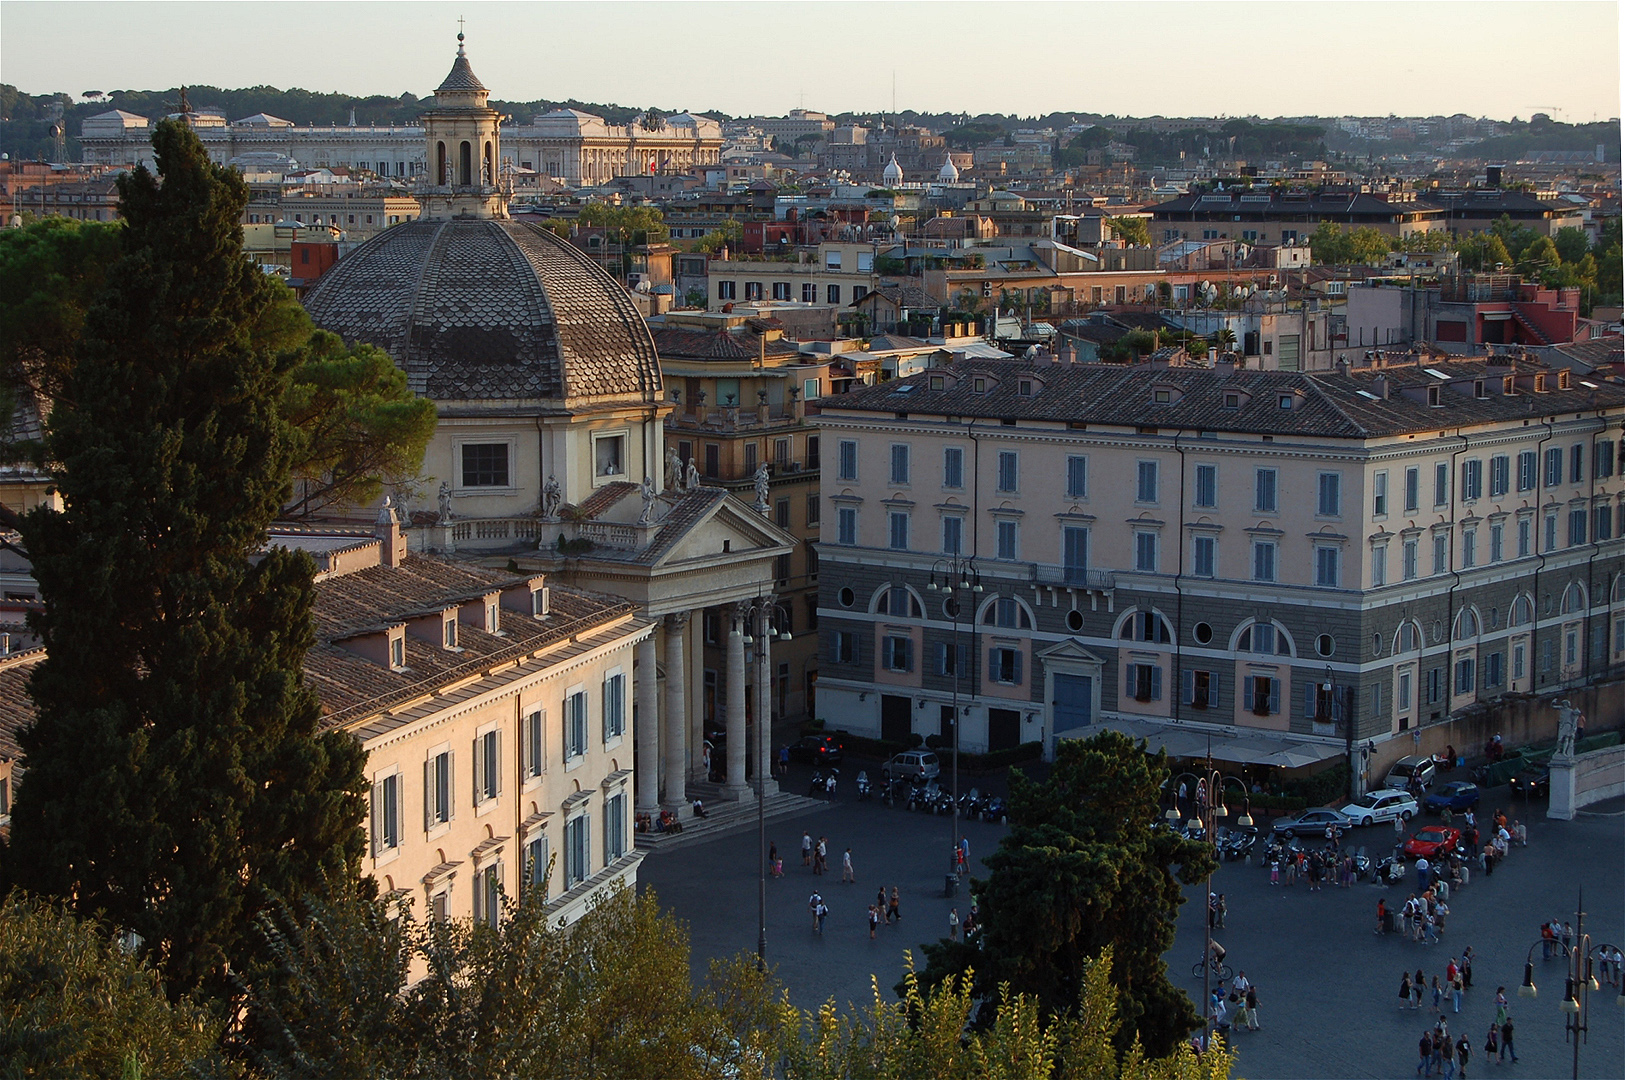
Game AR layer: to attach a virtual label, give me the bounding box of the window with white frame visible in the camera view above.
[1315,545,1340,588]
[832,631,857,663]
[1136,461,1159,504]
[997,519,1020,560]
[888,511,910,550]
[474,728,501,805]
[1372,471,1388,516]
[1397,669,1413,711]
[371,770,402,857]
[564,812,591,888]
[565,689,588,762]
[1371,543,1388,587]
[1514,641,1527,681]
[604,791,626,862]
[1518,451,1536,492]
[1490,455,1510,497]
[1248,674,1281,716]
[1194,463,1217,509]
[1255,468,1278,513]
[1545,447,1564,487]
[998,451,1020,492]
[1134,531,1158,573]
[1317,472,1342,517]
[593,432,627,478]
[1183,669,1220,709]
[1252,540,1276,582]
[1461,458,1483,502]
[837,506,857,545]
[882,635,913,672]
[1066,455,1088,499]
[460,442,510,488]
[890,443,910,485]
[473,862,501,929]
[1193,535,1216,578]
[989,646,1022,685]
[524,709,544,780]
[426,749,453,827]
[602,672,625,741]
[1454,656,1476,695]
[837,439,858,481]
[1127,661,1162,702]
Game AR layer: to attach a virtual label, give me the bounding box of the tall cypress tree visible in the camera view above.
[2,118,368,999]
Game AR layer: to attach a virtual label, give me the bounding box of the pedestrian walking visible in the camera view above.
[868,904,879,939]
[958,836,970,877]
[802,831,812,867]
[1493,988,1508,1027]
[816,900,828,934]
[1431,1028,1447,1078]
[1498,1016,1516,1063]
[808,890,822,931]
[1401,972,1414,1009]
[876,886,886,915]
[949,907,960,941]
[778,745,790,778]
[768,840,778,873]
[842,847,855,883]
[1461,946,1474,989]
[1455,1034,1471,1079]
[1417,1030,1435,1077]
[1412,968,1425,1009]
[1451,974,1462,1013]
[1217,893,1227,928]
[815,836,827,875]
[1482,1023,1497,1061]
[1431,976,1443,1013]
[1269,857,1280,885]
[887,886,901,925]
[1244,984,1260,1030]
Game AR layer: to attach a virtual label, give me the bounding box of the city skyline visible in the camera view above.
[1,0,1620,124]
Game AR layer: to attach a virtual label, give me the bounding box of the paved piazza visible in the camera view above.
[640,762,1624,1079]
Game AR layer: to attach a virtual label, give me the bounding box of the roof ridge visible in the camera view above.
[1302,374,1370,438]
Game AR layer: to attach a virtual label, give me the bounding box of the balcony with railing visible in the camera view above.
[1029,563,1116,591]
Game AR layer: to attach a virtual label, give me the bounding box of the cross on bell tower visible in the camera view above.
[417,25,506,219]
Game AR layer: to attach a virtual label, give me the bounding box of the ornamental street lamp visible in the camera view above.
[744,594,792,973]
[927,555,981,895]
[1168,761,1252,1042]
[1516,888,1625,1080]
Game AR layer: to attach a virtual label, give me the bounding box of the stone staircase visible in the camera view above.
[635,784,830,854]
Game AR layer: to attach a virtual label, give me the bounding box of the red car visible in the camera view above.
[1404,824,1461,859]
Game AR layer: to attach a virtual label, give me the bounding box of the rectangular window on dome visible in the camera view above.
[462,443,510,488]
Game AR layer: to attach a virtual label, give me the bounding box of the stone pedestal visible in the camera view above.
[1547,757,1576,820]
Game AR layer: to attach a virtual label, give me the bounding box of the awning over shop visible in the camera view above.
[1066,719,1344,770]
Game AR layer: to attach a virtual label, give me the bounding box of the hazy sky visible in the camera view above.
[2,1,1620,122]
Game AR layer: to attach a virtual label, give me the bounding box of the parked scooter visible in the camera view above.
[855,771,872,800]
[883,777,911,807]
[981,795,1008,824]
[1352,846,1373,881]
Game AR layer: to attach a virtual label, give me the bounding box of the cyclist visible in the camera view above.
[1208,939,1228,970]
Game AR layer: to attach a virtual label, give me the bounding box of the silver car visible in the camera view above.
[1339,788,1418,827]
[880,750,941,782]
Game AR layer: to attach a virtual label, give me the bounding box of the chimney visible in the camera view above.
[1215,358,1234,378]
[1336,357,1351,377]
[1373,374,1390,399]
[375,496,406,567]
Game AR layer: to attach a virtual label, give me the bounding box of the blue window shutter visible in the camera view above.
[903,638,913,672]
[990,648,1000,682]
[1181,668,1194,705]
[1207,673,1221,708]
[1268,678,1281,715]
[1125,664,1135,694]
[1303,684,1316,719]
[1150,665,1162,701]
[1012,650,1022,685]
[935,641,947,675]
[1331,685,1345,724]
[957,643,970,677]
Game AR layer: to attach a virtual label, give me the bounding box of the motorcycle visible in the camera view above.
[1220,827,1257,862]
[981,795,1008,824]
[1371,853,1405,885]
[883,777,911,807]
[809,770,828,797]
[958,787,983,819]
[855,771,872,800]
[1353,846,1373,881]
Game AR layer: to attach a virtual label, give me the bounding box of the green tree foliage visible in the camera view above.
[0,896,224,1077]
[945,122,1007,150]
[1552,226,1592,266]
[0,217,435,519]
[1456,232,1513,272]
[696,217,743,254]
[576,201,671,244]
[911,732,1217,1058]
[1,118,371,1001]
[1109,216,1152,247]
[1307,222,1390,265]
[1518,234,1561,277]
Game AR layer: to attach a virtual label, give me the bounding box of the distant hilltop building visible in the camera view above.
[77,81,722,188]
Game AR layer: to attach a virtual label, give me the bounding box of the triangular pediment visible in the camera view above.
[654,490,796,568]
[1036,637,1108,665]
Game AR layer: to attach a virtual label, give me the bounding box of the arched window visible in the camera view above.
[1454,607,1480,641]
[1231,619,1296,657]
[1510,595,1534,627]
[1613,574,1625,604]
[1395,620,1422,653]
[1562,582,1588,615]
[871,584,923,619]
[1114,608,1171,643]
[459,140,473,187]
[981,595,1034,630]
[436,141,447,186]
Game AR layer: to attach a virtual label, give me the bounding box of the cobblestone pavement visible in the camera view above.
[641,765,1624,1079]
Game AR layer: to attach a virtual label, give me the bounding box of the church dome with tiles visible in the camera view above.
[303,38,662,407]
[303,217,662,405]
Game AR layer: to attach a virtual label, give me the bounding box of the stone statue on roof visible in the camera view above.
[665,446,682,492]
[753,462,770,514]
[436,481,452,523]
[638,474,657,525]
[542,474,562,519]
[685,457,700,492]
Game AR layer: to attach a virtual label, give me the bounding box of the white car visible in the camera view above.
[1339,788,1418,827]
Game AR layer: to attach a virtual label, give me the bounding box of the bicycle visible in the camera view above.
[1193,955,1234,981]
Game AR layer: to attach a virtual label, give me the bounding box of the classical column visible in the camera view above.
[635,631,660,814]
[662,611,689,813]
[725,603,750,798]
[756,600,779,796]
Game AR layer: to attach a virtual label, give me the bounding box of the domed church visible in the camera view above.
[304,37,796,821]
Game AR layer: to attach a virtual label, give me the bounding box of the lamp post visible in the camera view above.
[927,555,981,895]
[744,595,792,973]
[1516,888,1625,1080]
[1167,763,1251,1042]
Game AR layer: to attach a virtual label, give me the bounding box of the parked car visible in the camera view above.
[1339,789,1418,826]
[1384,755,1437,793]
[880,749,941,783]
[1509,766,1551,799]
[1403,824,1461,859]
[786,734,843,765]
[1423,781,1481,814]
[1270,808,1353,839]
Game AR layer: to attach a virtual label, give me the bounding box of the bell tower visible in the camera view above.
[418,29,506,218]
